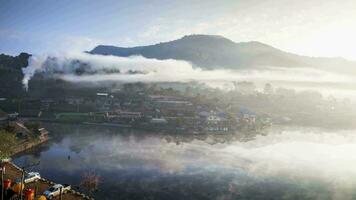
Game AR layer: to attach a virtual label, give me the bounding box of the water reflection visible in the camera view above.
[13,124,356,200]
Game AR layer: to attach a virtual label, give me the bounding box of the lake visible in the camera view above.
[13,124,356,200]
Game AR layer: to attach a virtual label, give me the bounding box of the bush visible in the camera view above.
[24,122,40,130]
[0,129,17,157]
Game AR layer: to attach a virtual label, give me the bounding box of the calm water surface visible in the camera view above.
[13,124,356,200]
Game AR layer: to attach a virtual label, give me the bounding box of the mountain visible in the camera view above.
[90,34,356,73]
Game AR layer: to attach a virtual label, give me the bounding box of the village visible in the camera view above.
[0,83,271,136]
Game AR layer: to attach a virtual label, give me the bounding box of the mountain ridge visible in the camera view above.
[90,34,356,73]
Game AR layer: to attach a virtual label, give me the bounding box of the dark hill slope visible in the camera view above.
[0,53,31,98]
[90,34,356,73]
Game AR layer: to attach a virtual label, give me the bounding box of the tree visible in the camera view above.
[0,129,17,158]
[237,81,256,94]
[184,86,192,97]
[80,171,100,198]
[263,83,274,94]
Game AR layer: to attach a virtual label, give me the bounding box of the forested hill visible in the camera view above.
[0,53,31,98]
[90,34,356,73]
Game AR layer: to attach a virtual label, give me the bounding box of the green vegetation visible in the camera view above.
[0,53,31,98]
[24,121,41,136]
[0,129,17,158]
[0,120,47,158]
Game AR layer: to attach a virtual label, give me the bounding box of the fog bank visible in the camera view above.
[22,53,356,98]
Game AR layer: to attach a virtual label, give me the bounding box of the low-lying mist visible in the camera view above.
[19,126,356,199]
[22,53,356,99]
[67,128,356,182]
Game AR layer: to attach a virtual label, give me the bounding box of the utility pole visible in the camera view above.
[1,166,4,200]
[19,162,40,200]
[20,168,25,200]
[17,99,21,114]
[35,185,38,199]
[59,186,63,200]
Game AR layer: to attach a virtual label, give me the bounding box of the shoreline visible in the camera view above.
[9,136,49,157]
[25,117,253,136]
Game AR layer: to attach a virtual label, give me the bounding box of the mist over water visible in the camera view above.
[13,124,356,200]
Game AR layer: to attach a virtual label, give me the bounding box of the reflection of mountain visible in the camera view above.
[14,123,355,200]
[90,34,356,73]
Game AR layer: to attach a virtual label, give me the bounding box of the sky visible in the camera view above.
[1,0,356,60]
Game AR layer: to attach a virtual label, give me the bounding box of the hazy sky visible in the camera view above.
[1,0,356,60]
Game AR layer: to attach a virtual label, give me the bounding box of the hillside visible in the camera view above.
[0,53,31,98]
[90,34,356,72]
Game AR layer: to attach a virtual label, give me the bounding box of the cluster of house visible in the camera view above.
[1,91,271,134]
[90,93,267,133]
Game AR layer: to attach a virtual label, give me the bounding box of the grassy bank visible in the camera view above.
[0,124,49,159]
[0,129,18,159]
